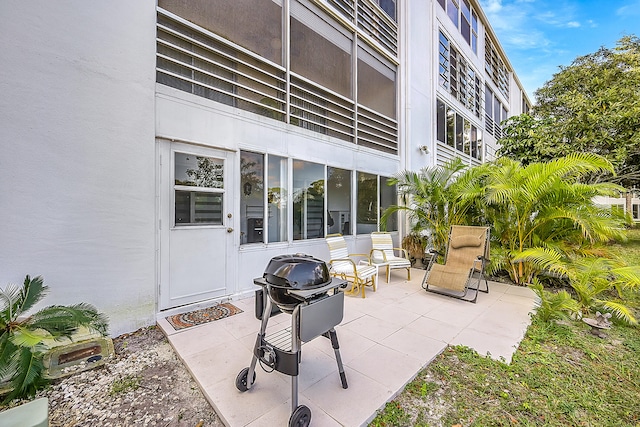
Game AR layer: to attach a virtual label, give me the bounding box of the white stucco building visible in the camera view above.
[0,0,530,335]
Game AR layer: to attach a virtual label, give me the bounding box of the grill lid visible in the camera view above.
[263,254,331,290]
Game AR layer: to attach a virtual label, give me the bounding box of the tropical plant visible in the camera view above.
[520,253,640,324]
[381,158,479,254]
[402,232,428,266]
[0,275,108,402]
[464,153,628,285]
[528,279,580,323]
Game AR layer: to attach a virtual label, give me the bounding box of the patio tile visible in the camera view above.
[404,316,464,343]
[340,314,402,343]
[166,322,237,358]
[182,338,252,390]
[245,395,341,427]
[201,365,291,427]
[451,328,522,363]
[366,303,422,328]
[380,328,446,363]
[393,291,445,316]
[302,366,392,427]
[314,326,376,364]
[348,343,424,392]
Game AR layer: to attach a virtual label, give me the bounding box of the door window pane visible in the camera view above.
[293,160,325,240]
[175,191,223,225]
[327,167,352,236]
[357,172,378,234]
[268,155,288,243]
[240,151,265,244]
[174,152,224,226]
[446,106,455,147]
[380,177,397,232]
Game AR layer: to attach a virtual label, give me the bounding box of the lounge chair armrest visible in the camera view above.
[369,248,388,261]
[428,248,443,256]
[393,247,410,258]
[329,258,357,268]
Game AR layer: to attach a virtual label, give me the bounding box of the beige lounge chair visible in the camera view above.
[421,225,490,303]
[370,232,412,283]
[326,234,377,298]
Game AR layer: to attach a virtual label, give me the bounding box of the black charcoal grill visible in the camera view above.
[236,254,348,427]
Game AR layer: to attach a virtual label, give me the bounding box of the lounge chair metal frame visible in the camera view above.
[421,225,490,303]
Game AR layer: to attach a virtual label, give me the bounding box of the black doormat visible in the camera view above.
[166,303,243,330]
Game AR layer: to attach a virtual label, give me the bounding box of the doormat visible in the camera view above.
[166,303,243,330]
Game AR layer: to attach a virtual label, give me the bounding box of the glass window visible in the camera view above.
[159,0,283,65]
[268,155,288,243]
[291,18,352,98]
[446,106,455,147]
[380,177,398,232]
[240,151,265,243]
[174,152,224,225]
[485,86,493,116]
[438,32,450,90]
[327,167,352,236]
[463,120,471,155]
[438,0,446,8]
[357,172,378,234]
[293,160,325,240]
[378,0,396,21]
[455,114,464,152]
[447,0,459,27]
[461,0,471,44]
[471,11,478,54]
[437,99,446,143]
[633,204,639,220]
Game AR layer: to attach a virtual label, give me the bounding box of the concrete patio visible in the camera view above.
[157,269,538,427]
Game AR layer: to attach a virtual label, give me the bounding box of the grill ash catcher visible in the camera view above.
[236,254,349,427]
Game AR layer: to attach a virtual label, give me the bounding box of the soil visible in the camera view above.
[2,326,225,427]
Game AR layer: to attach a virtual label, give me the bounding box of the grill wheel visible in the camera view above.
[289,405,311,427]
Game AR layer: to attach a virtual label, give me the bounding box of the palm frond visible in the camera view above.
[2,346,47,403]
[30,304,109,337]
[599,300,637,325]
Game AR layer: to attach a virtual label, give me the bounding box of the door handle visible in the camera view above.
[227,227,234,233]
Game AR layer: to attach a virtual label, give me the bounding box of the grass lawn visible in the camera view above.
[370,229,640,427]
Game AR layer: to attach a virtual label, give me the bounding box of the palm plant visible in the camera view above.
[520,252,640,324]
[0,275,108,402]
[381,158,480,254]
[465,153,627,285]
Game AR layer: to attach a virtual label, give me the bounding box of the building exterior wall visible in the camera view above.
[0,1,157,335]
[0,0,530,335]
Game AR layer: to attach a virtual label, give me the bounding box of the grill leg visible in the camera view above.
[325,329,348,389]
[247,292,274,390]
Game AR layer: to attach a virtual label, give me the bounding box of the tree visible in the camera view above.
[0,275,108,402]
[498,35,640,187]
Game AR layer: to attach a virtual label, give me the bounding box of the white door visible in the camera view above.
[158,141,236,310]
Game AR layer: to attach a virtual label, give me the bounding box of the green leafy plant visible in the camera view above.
[110,374,140,395]
[0,275,108,402]
[528,279,580,323]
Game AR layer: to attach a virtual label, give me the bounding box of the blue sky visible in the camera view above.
[478,0,640,102]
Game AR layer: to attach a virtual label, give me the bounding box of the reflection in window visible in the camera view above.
[327,167,352,236]
[174,152,224,225]
[240,151,264,244]
[357,172,378,234]
[293,160,325,240]
[380,177,398,232]
[268,155,288,243]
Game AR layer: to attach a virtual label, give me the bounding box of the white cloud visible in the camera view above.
[566,21,580,28]
[616,0,640,16]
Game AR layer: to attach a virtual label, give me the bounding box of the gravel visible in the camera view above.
[1,326,224,427]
